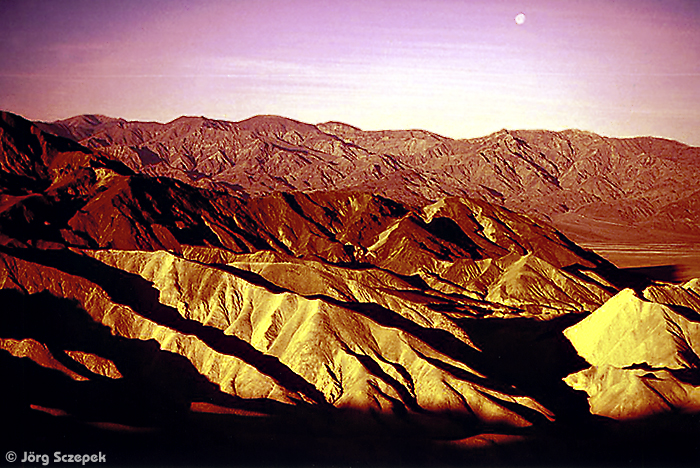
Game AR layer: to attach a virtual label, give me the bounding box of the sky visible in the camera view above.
[1,0,699,145]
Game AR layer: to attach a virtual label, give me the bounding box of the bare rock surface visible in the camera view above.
[2,110,700,465]
[37,113,700,244]
[564,285,700,419]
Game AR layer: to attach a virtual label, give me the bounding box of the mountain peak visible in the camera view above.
[236,114,322,134]
[53,114,125,126]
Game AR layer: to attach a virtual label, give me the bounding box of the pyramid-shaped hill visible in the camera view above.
[564,283,700,419]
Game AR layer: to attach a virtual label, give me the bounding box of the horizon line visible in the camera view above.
[3,108,696,148]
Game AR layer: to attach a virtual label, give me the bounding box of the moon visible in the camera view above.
[515,13,526,25]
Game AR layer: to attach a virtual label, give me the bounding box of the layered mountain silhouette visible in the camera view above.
[3,110,700,466]
[38,113,700,244]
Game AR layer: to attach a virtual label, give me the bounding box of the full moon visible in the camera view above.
[515,13,526,25]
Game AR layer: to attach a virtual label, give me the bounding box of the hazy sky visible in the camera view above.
[1,0,699,145]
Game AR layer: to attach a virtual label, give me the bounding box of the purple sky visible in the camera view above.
[1,0,699,145]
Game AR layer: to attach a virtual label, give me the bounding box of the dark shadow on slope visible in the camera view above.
[0,380,510,468]
[0,191,96,247]
[0,289,291,425]
[2,244,556,427]
[131,146,162,166]
[457,314,593,423]
[420,216,483,259]
[211,262,485,369]
[204,255,572,426]
[561,263,620,296]
[664,312,700,385]
[7,339,700,467]
[89,153,136,176]
[341,344,421,414]
[213,262,289,294]
[577,261,656,294]
[0,289,520,467]
[315,299,484,371]
[0,246,328,406]
[280,191,336,239]
[207,262,555,424]
[622,264,684,283]
[214,260,443,307]
[4,260,700,466]
[0,170,50,195]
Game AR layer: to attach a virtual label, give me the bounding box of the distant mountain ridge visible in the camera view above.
[37,113,700,244]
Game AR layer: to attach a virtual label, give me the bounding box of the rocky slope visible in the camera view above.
[38,114,700,244]
[563,279,700,420]
[3,110,700,465]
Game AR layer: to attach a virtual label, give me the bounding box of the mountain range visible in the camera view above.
[37,113,700,245]
[3,109,700,466]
